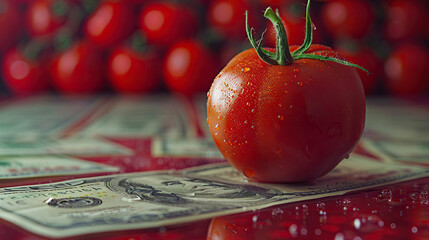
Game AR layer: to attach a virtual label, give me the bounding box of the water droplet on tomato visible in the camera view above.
[215,124,219,130]
[206,118,209,124]
[277,115,284,120]
[244,120,248,124]
[251,109,255,113]
[218,116,222,120]
[297,82,303,87]
[242,67,250,72]
[207,92,210,97]
[246,102,250,106]
[278,104,282,108]
[243,169,254,178]
[224,82,229,87]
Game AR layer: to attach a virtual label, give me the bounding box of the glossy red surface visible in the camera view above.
[0,96,427,240]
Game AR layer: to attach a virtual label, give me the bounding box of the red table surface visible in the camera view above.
[0,96,428,240]
[0,138,427,240]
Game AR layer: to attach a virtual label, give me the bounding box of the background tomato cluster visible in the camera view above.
[0,0,428,97]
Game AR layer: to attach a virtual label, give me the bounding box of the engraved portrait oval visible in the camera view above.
[47,197,102,208]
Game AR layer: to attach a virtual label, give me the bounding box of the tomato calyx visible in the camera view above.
[246,0,368,73]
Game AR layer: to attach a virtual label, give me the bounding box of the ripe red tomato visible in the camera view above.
[139,2,198,47]
[383,43,429,96]
[0,0,21,52]
[384,0,427,42]
[108,46,160,94]
[321,0,374,39]
[207,6,365,182]
[208,0,259,40]
[26,0,71,37]
[163,40,219,96]
[336,43,382,94]
[85,1,136,48]
[1,47,51,95]
[50,41,105,94]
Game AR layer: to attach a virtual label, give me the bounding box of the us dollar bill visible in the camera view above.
[0,136,132,156]
[151,137,224,158]
[363,98,429,163]
[0,95,103,138]
[0,155,119,179]
[0,154,428,238]
[365,98,429,141]
[76,95,195,138]
[361,138,429,164]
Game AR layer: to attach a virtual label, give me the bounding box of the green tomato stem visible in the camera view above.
[245,0,369,73]
[246,7,293,66]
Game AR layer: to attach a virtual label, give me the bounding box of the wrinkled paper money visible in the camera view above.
[0,136,132,156]
[0,155,428,238]
[0,155,119,179]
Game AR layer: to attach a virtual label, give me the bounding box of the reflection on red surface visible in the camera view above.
[1,174,428,239]
[206,178,429,240]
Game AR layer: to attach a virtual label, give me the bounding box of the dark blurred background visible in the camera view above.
[0,0,428,97]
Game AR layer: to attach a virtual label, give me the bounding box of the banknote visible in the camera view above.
[361,139,429,164]
[365,98,429,141]
[0,95,103,138]
[0,136,132,156]
[0,155,119,179]
[76,95,196,138]
[0,154,427,238]
[151,137,224,158]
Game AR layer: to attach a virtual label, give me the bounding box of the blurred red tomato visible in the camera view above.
[321,0,374,39]
[139,2,198,47]
[384,0,427,42]
[50,41,105,94]
[26,0,72,37]
[265,1,323,47]
[108,46,160,94]
[336,43,382,94]
[163,40,218,96]
[208,0,259,40]
[85,1,136,48]
[0,0,21,52]
[1,46,50,94]
[384,43,429,96]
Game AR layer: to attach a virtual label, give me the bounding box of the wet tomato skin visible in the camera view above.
[207,45,366,183]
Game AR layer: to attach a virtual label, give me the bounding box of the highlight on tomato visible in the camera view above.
[321,0,374,39]
[50,41,105,94]
[84,0,136,48]
[207,0,366,183]
[383,43,429,96]
[1,41,51,95]
[139,2,198,47]
[208,0,260,41]
[108,33,161,94]
[163,39,219,96]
